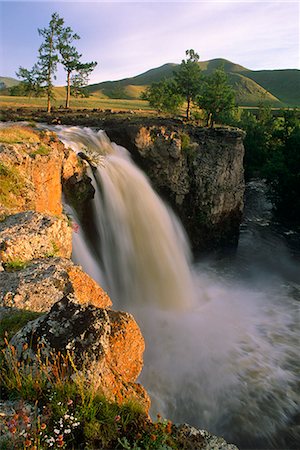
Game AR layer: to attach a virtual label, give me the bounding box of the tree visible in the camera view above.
[58,26,97,108]
[197,68,235,127]
[174,49,202,120]
[15,65,44,97]
[70,62,97,98]
[37,12,64,112]
[141,79,183,114]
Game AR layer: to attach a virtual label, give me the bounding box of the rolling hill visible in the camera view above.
[85,58,300,107]
[2,59,299,107]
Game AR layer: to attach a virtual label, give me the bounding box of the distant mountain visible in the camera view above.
[2,59,299,107]
[0,76,19,90]
[86,58,300,107]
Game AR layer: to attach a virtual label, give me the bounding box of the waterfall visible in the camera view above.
[55,125,300,449]
[58,126,195,310]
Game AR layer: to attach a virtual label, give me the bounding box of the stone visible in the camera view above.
[173,423,239,450]
[10,295,150,412]
[0,257,111,312]
[0,211,72,264]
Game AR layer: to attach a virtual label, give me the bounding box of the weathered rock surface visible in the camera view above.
[0,126,94,217]
[103,119,245,252]
[173,424,239,450]
[0,211,72,264]
[0,257,111,312]
[10,295,150,411]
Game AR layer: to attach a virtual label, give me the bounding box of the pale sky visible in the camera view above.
[0,1,299,85]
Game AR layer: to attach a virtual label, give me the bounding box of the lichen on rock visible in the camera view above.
[10,295,150,412]
[0,211,72,264]
[0,257,111,312]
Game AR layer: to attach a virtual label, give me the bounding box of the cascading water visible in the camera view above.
[56,126,300,449]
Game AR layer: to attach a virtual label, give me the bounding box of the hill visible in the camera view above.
[86,58,299,107]
[0,76,19,90]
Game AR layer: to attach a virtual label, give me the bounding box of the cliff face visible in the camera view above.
[104,119,245,252]
[0,126,93,218]
[0,125,149,412]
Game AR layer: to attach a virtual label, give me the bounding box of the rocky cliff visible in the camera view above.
[103,118,245,252]
[1,113,245,253]
[0,125,149,411]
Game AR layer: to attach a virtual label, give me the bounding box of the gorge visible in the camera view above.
[0,120,299,449]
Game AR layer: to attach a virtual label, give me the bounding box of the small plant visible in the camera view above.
[3,259,27,272]
[0,311,42,349]
[0,338,178,449]
[0,162,25,207]
[29,144,51,157]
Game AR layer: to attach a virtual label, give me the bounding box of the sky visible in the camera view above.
[0,1,299,85]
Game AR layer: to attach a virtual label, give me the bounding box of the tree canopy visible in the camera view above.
[15,12,97,111]
[174,49,202,120]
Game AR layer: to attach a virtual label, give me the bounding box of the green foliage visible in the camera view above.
[141,79,183,114]
[174,49,202,120]
[29,144,51,157]
[37,12,65,112]
[0,310,42,347]
[15,65,44,98]
[0,162,24,207]
[239,106,300,222]
[58,24,97,107]
[197,68,236,127]
[2,259,27,272]
[0,342,177,450]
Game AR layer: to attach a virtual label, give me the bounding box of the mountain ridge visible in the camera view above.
[1,58,299,106]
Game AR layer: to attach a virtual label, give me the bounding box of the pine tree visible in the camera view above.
[58,26,97,108]
[37,12,64,112]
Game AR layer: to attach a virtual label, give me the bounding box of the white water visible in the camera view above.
[56,126,300,449]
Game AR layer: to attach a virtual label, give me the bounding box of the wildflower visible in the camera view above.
[57,434,64,441]
[150,434,157,441]
[10,426,17,434]
[67,399,73,406]
[114,415,121,422]
[25,439,32,447]
[64,429,71,434]
[54,429,60,434]
[166,420,172,434]
[57,440,65,447]
[40,423,47,430]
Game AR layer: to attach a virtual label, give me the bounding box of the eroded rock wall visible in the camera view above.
[104,119,245,252]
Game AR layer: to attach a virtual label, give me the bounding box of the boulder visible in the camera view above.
[0,211,72,264]
[10,296,150,412]
[0,257,111,312]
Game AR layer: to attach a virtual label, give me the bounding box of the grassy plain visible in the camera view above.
[0,94,151,111]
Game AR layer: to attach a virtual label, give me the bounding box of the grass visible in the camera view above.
[0,162,25,208]
[2,259,28,272]
[0,336,177,449]
[0,310,42,347]
[0,126,40,144]
[29,144,51,157]
[0,94,151,111]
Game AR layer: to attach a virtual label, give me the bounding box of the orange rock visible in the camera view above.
[67,265,112,308]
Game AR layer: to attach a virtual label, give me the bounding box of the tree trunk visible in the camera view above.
[47,93,51,113]
[66,71,71,108]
